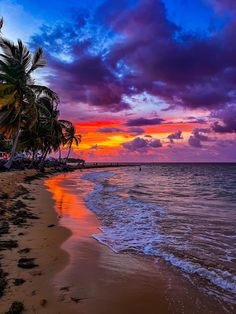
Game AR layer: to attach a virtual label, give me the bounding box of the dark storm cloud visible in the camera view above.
[31,0,236,120]
[46,53,130,111]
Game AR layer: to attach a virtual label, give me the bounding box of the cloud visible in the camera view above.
[27,0,236,163]
[188,136,202,148]
[90,144,101,150]
[128,127,145,135]
[188,129,210,148]
[167,131,183,143]
[123,136,162,153]
[123,137,149,152]
[28,0,236,116]
[125,117,164,126]
[98,126,145,135]
[149,139,162,148]
[99,127,123,133]
[212,105,236,133]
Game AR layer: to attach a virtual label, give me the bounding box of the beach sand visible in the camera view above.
[0,170,76,313]
[0,170,232,313]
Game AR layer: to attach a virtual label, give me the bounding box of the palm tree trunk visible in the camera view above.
[29,150,36,168]
[58,147,62,163]
[4,129,21,169]
[65,144,72,164]
[39,148,49,170]
[4,111,22,170]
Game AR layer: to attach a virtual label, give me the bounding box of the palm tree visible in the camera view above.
[0,18,58,169]
[17,94,72,169]
[35,95,72,169]
[65,125,81,164]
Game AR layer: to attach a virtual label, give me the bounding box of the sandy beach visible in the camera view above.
[0,170,76,313]
[1,0,236,312]
[0,169,234,313]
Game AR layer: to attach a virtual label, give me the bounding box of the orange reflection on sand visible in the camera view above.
[45,174,89,219]
[45,173,100,238]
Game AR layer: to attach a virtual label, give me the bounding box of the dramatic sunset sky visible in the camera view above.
[1,0,236,162]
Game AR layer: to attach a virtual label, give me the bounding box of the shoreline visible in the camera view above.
[0,168,235,313]
[44,170,233,314]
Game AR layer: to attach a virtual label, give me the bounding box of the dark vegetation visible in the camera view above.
[0,18,81,171]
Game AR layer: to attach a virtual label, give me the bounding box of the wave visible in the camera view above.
[81,171,236,297]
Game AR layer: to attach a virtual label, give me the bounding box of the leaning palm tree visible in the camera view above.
[65,125,81,164]
[0,18,58,169]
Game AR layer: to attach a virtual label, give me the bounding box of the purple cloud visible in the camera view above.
[128,127,145,135]
[149,139,162,148]
[99,127,123,133]
[99,127,145,135]
[29,0,236,123]
[125,117,164,126]
[212,105,236,133]
[123,137,149,152]
[188,136,202,148]
[167,131,183,143]
[123,136,162,153]
[188,129,210,148]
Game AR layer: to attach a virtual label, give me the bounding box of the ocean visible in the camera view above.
[81,163,236,306]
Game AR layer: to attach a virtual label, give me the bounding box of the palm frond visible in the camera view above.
[30,85,59,103]
[0,17,3,33]
[28,48,46,74]
[17,40,32,71]
[0,83,15,96]
[0,37,17,59]
[59,119,73,128]
[0,90,17,109]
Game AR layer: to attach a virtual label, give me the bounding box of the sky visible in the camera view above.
[1,0,236,162]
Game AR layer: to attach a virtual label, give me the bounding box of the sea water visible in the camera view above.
[81,164,236,305]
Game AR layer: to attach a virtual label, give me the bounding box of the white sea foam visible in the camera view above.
[81,170,236,297]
